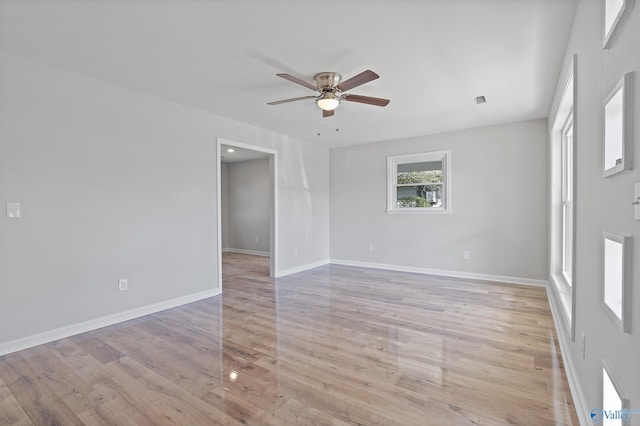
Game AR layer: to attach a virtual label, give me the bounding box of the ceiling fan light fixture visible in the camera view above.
[316,93,340,111]
[269,70,388,117]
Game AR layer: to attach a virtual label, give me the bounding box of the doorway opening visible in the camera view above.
[216,138,277,290]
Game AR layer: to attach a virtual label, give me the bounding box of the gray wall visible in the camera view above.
[330,119,549,282]
[547,0,640,421]
[0,52,330,347]
[220,162,230,250]
[223,158,270,254]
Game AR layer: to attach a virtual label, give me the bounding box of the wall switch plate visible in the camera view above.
[368,244,374,253]
[463,251,471,260]
[634,183,640,220]
[6,203,21,219]
[118,279,128,292]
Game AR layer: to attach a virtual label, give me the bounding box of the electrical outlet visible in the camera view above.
[463,251,471,260]
[118,279,128,292]
[368,244,374,253]
[255,236,259,243]
[580,332,586,359]
[6,203,21,219]
[294,248,298,257]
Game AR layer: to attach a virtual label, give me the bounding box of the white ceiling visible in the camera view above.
[0,0,578,148]
[220,144,270,163]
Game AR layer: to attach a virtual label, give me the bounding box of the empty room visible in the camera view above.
[1,0,639,425]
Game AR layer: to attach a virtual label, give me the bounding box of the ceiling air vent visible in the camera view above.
[475,95,487,104]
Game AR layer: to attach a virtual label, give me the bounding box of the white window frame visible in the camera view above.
[602,232,632,333]
[603,0,634,49]
[601,361,630,424]
[386,150,451,214]
[602,72,633,177]
[550,55,576,340]
[561,114,574,286]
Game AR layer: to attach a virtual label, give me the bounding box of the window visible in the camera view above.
[603,232,632,332]
[603,72,633,177]
[387,150,451,214]
[550,55,576,338]
[603,0,634,49]
[561,115,574,286]
[600,362,629,426]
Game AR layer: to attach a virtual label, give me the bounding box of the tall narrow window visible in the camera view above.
[603,232,632,332]
[550,55,576,338]
[602,72,633,177]
[603,0,634,49]
[600,362,629,425]
[561,115,574,286]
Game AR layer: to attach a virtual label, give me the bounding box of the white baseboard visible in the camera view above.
[275,259,330,277]
[329,259,549,287]
[223,248,270,257]
[546,283,589,425]
[0,288,221,357]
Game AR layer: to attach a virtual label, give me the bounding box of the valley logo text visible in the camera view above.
[591,408,640,422]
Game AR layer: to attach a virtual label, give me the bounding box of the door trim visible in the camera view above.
[216,138,278,289]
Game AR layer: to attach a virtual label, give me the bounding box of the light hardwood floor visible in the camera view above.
[0,253,577,425]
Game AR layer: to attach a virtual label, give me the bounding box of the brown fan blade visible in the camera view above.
[276,73,317,91]
[267,95,316,105]
[343,94,390,107]
[323,109,334,118]
[336,70,379,92]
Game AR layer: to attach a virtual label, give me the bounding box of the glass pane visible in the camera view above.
[397,161,442,184]
[604,238,624,320]
[602,367,623,426]
[396,184,442,208]
[605,0,624,35]
[561,121,573,202]
[604,88,623,171]
[562,203,573,286]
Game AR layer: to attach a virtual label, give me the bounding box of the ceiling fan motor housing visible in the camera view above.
[314,72,342,90]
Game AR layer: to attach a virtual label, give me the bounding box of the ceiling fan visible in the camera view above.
[268,70,390,118]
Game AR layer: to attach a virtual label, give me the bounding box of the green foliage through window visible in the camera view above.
[397,170,442,184]
[397,196,432,208]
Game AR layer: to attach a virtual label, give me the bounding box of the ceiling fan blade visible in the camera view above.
[276,73,317,91]
[343,94,390,107]
[323,109,334,118]
[267,95,316,105]
[336,70,379,92]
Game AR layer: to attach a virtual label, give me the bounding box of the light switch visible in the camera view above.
[634,183,640,221]
[6,203,21,219]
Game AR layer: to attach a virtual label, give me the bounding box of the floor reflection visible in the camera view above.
[218,252,578,425]
[0,252,578,425]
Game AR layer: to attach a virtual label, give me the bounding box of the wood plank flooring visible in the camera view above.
[0,253,578,425]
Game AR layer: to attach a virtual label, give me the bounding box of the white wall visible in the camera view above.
[224,158,270,254]
[0,52,330,351]
[330,119,549,283]
[547,0,640,423]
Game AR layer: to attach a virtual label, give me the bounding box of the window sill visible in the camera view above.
[386,209,452,215]
[604,301,622,323]
[551,273,573,331]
